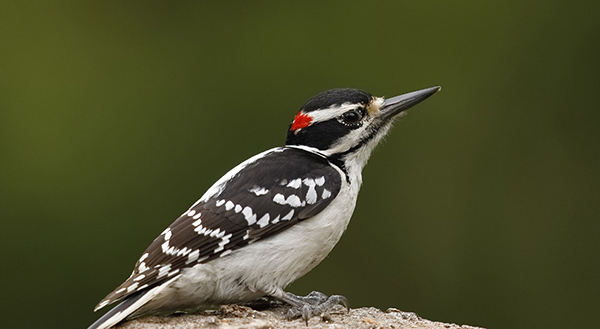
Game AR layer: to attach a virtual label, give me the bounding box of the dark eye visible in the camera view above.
[340,110,364,127]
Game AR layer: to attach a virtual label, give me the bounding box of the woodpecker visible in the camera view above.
[88,86,441,329]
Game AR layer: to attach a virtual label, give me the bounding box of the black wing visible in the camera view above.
[96,147,343,309]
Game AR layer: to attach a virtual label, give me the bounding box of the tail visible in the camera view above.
[88,276,179,329]
[87,291,146,329]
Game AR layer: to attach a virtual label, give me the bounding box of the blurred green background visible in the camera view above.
[1,1,599,329]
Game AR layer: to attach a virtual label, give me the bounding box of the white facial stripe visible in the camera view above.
[307,103,364,124]
[322,124,370,156]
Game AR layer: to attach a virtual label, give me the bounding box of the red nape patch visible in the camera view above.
[290,112,312,131]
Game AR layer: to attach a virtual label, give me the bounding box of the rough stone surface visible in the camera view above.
[114,304,485,329]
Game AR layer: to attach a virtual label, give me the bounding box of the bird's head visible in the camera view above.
[286,86,441,170]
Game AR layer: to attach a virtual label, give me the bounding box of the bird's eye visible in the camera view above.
[339,109,364,127]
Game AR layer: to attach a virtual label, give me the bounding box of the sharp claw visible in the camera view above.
[301,304,311,325]
[331,294,349,311]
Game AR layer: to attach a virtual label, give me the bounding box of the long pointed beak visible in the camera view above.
[379,86,441,121]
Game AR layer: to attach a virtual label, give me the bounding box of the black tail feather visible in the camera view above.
[87,291,145,329]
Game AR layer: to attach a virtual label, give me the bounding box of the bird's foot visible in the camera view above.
[281,291,349,324]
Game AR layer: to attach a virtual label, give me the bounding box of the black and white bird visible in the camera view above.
[88,86,441,329]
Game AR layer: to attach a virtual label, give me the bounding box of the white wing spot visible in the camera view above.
[257,213,270,228]
[315,176,325,186]
[242,206,253,219]
[282,209,294,220]
[176,247,191,257]
[192,218,202,227]
[193,213,201,220]
[306,186,318,204]
[133,274,145,281]
[138,262,149,273]
[303,178,316,187]
[246,210,256,225]
[214,233,232,253]
[322,189,332,199]
[162,237,193,257]
[273,193,304,207]
[286,178,302,189]
[187,210,196,217]
[220,250,232,257]
[161,241,169,253]
[234,204,242,213]
[186,249,200,264]
[273,193,286,205]
[157,264,172,279]
[242,206,257,225]
[164,229,172,241]
[249,186,269,196]
[272,215,280,224]
[225,201,235,211]
[304,178,318,204]
[139,253,149,262]
[126,282,139,293]
[137,284,148,291]
[210,228,221,238]
[216,199,226,207]
[194,225,205,234]
[286,194,303,207]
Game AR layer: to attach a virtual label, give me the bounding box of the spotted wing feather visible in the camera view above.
[96,148,342,310]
